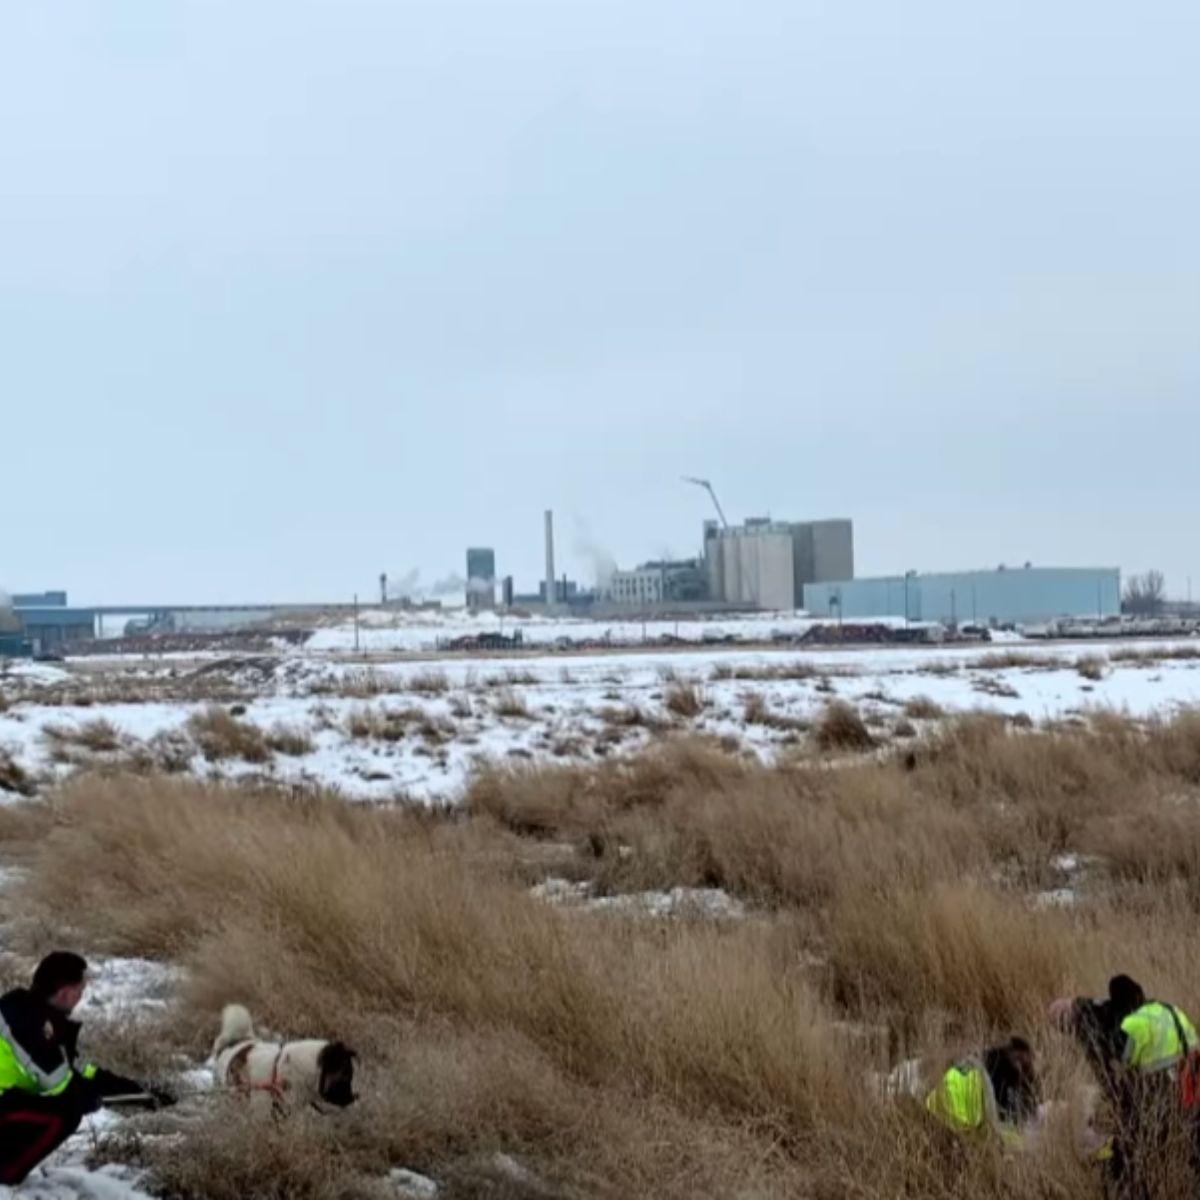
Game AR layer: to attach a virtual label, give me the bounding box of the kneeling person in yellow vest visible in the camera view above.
[926,1037,1041,1148]
[0,952,174,1185]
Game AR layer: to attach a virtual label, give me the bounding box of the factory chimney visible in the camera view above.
[544,510,556,611]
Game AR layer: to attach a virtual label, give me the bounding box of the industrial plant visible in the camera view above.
[457,487,1128,633]
[0,479,1169,659]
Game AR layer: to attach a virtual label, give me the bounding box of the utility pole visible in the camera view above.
[353,593,360,653]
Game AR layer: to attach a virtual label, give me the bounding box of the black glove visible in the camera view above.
[148,1086,177,1110]
[69,1074,103,1116]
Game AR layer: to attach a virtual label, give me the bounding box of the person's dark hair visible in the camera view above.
[986,1036,1040,1123]
[31,952,88,999]
[1108,974,1146,1017]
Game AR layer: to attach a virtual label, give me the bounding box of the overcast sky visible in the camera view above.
[3,1,1197,604]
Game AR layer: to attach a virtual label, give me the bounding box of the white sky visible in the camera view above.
[3,1,1197,603]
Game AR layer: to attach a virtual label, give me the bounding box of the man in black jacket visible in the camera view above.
[0,951,172,1185]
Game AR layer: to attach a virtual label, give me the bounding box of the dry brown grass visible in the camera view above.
[709,659,829,682]
[346,705,425,742]
[814,699,875,751]
[265,724,316,756]
[483,669,539,689]
[19,708,1200,1198]
[742,691,808,732]
[493,689,531,719]
[186,707,272,763]
[406,670,451,695]
[971,651,1059,671]
[1075,654,1106,681]
[904,695,945,720]
[0,750,35,797]
[43,717,124,756]
[1109,644,1200,665]
[663,681,706,719]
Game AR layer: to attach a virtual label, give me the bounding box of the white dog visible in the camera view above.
[211,1004,357,1112]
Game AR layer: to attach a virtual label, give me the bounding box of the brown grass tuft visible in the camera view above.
[493,689,531,719]
[186,707,272,763]
[265,725,315,756]
[814,700,875,752]
[664,681,706,719]
[407,670,451,695]
[0,750,35,796]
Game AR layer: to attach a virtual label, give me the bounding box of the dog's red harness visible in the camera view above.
[230,1043,287,1103]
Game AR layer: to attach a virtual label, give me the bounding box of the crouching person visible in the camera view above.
[926,1036,1041,1149]
[0,952,172,1185]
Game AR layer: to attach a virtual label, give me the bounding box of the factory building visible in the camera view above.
[804,566,1121,627]
[703,518,854,611]
[465,547,496,611]
[10,591,97,652]
[608,560,708,608]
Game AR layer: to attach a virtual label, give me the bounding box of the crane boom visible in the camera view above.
[682,476,729,529]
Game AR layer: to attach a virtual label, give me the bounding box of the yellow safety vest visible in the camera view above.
[925,1058,1023,1146]
[0,1012,98,1099]
[1121,1002,1199,1074]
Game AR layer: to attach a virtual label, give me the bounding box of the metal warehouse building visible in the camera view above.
[12,591,98,651]
[803,567,1120,626]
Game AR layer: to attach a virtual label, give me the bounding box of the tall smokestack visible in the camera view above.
[544,509,556,610]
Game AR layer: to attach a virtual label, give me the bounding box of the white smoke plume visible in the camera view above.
[433,573,469,597]
[384,570,468,602]
[572,517,617,591]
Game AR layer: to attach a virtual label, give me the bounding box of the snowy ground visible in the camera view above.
[3,633,1200,804]
[3,625,1195,1195]
[303,606,918,653]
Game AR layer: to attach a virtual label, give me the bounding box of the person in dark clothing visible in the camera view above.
[925,1036,1041,1146]
[984,1037,1042,1128]
[1050,974,1199,1199]
[0,952,173,1185]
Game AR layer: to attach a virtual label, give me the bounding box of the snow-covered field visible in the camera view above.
[304,606,919,653]
[2,622,1198,1196]
[3,625,1199,805]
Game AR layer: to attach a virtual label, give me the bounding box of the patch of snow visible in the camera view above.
[878,1057,924,1098]
[1034,888,1078,909]
[0,662,71,685]
[76,958,179,1018]
[178,1066,215,1093]
[389,1168,439,1199]
[6,1162,155,1200]
[532,879,745,920]
[529,878,594,905]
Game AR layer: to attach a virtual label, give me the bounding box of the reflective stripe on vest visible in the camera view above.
[0,1011,72,1097]
[1122,1002,1200,1073]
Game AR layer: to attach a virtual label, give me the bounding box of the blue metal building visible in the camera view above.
[12,591,97,651]
[804,567,1121,626]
